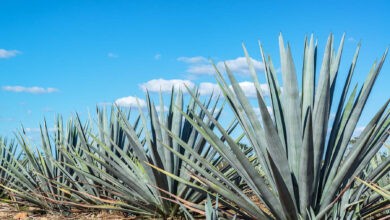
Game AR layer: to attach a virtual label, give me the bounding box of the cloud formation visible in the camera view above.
[139,79,195,93]
[177,56,208,64]
[187,64,215,75]
[114,96,146,108]
[2,86,58,94]
[179,56,265,75]
[235,81,270,98]
[139,78,269,98]
[0,49,20,59]
[197,81,269,98]
[198,82,221,95]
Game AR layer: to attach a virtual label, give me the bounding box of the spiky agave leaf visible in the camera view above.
[60,90,235,217]
[162,34,389,219]
[0,138,20,198]
[333,152,390,219]
[0,117,108,211]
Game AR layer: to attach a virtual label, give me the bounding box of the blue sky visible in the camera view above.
[1,0,389,141]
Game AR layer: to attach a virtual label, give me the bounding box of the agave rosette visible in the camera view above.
[161,34,389,219]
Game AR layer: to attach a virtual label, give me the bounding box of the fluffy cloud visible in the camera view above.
[224,57,265,75]
[114,96,146,108]
[139,79,195,93]
[2,86,58,94]
[197,81,269,98]
[180,56,265,75]
[187,64,216,75]
[177,56,208,64]
[233,81,270,98]
[0,49,20,59]
[198,82,222,95]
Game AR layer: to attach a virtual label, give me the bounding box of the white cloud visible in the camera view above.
[0,49,20,59]
[235,81,257,97]
[353,126,366,137]
[233,81,269,98]
[154,53,161,60]
[108,52,119,58]
[25,127,57,133]
[155,105,168,113]
[183,56,265,75]
[139,79,195,93]
[2,86,58,94]
[197,81,269,98]
[187,64,216,75]
[198,82,221,96]
[224,57,265,75]
[177,56,208,64]
[114,96,146,108]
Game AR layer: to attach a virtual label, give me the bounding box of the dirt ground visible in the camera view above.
[0,203,136,220]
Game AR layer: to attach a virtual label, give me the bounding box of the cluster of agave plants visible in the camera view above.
[0,34,389,219]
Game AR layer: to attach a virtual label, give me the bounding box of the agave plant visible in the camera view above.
[180,194,238,220]
[0,138,20,198]
[346,150,390,219]
[161,34,389,219]
[0,118,112,213]
[327,150,389,219]
[58,90,243,218]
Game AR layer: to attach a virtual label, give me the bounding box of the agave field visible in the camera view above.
[0,34,389,219]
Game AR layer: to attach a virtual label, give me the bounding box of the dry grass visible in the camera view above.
[0,189,272,220]
[243,188,273,217]
[0,203,136,220]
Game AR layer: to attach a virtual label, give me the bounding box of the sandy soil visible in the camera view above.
[0,203,136,220]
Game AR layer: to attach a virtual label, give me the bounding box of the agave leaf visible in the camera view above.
[260,45,287,151]
[322,100,390,208]
[299,107,314,218]
[158,127,262,215]
[256,89,297,218]
[279,34,302,179]
[320,127,380,211]
[184,88,285,219]
[213,63,273,182]
[355,177,390,200]
[301,35,316,121]
[329,33,345,104]
[325,48,388,193]
[311,35,332,203]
